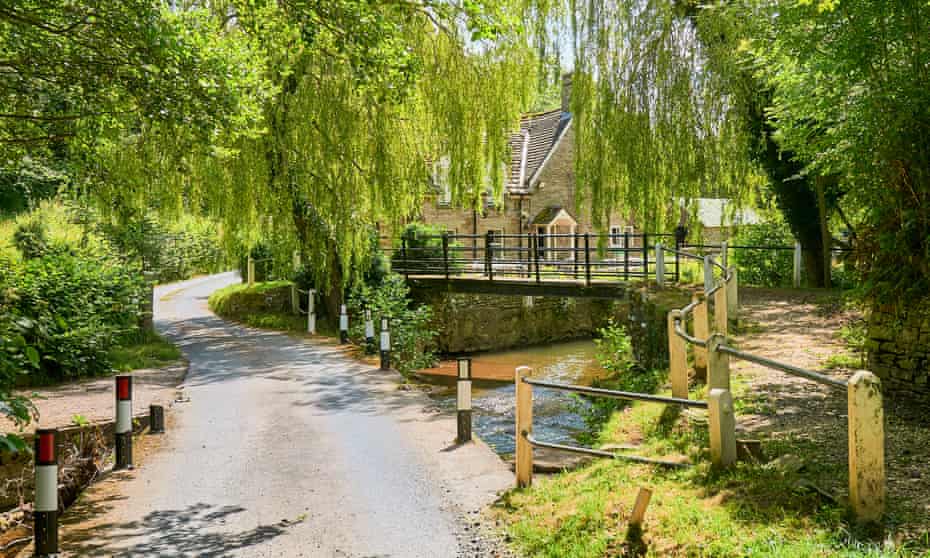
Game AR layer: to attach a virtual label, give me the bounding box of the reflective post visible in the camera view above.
[339,304,349,344]
[380,317,391,371]
[34,429,58,557]
[456,358,472,443]
[364,309,375,354]
[307,289,316,334]
[115,375,133,470]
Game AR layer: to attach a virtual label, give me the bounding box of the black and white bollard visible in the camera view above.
[149,404,165,434]
[115,375,133,470]
[380,317,391,371]
[364,310,375,355]
[456,358,472,443]
[34,428,58,557]
[307,289,316,335]
[339,304,349,344]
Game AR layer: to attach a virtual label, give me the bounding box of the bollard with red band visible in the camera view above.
[34,429,58,557]
[339,304,349,344]
[115,375,133,470]
[456,358,472,443]
[380,317,391,371]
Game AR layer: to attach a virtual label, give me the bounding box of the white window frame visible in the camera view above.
[609,226,623,248]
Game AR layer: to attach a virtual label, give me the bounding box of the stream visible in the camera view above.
[425,340,609,455]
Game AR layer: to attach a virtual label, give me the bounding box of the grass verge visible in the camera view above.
[494,381,921,557]
[208,281,336,335]
[108,330,182,372]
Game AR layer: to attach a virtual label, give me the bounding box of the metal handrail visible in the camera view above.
[673,317,707,348]
[523,377,708,408]
[717,344,847,390]
[524,433,690,468]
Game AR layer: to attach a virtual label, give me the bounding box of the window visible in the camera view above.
[487,229,504,248]
[433,156,451,206]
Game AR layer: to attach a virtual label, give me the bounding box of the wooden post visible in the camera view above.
[708,388,737,469]
[668,310,688,399]
[629,488,653,529]
[726,267,738,321]
[692,293,709,381]
[247,255,255,287]
[714,284,728,336]
[515,365,534,488]
[291,284,299,315]
[707,333,730,391]
[793,241,802,288]
[848,371,885,523]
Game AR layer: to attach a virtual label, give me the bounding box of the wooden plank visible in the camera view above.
[629,487,653,528]
[667,310,688,399]
[848,371,884,523]
[515,366,534,488]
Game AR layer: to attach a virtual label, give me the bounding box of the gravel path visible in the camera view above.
[52,273,513,557]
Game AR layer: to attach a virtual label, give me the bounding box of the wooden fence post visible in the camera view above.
[667,310,688,399]
[726,267,738,321]
[703,255,714,293]
[692,293,709,381]
[707,333,730,391]
[655,243,665,287]
[848,371,884,523]
[708,388,737,468]
[793,241,802,288]
[515,365,534,488]
[247,255,255,287]
[714,284,728,336]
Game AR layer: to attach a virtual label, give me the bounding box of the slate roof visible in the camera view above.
[507,109,571,194]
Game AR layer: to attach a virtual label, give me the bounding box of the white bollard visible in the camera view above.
[457,358,472,443]
[307,289,316,334]
[655,243,665,287]
[364,309,375,354]
[339,304,349,344]
[380,317,391,370]
[793,241,802,288]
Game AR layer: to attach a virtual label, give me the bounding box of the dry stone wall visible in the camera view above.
[866,301,930,402]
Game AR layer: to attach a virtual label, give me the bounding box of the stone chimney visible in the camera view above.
[561,72,573,114]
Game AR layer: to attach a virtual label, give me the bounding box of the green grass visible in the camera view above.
[108,331,182,371]
[495,382,919,558]
[208,280,336,335]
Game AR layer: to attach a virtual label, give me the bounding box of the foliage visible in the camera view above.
[12,219,49,260]
[742,1,930,302]
[0,157,68,216]
[9,249,145,383]
[568,0,758,233]
[730,221,796,287]
[347,274,435,377]
[572,321,664,442]
[391,222,462,274]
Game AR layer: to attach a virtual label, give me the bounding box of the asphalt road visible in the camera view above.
[59,273,513,557]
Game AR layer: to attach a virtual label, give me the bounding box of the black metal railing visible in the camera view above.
[384,232,680,285]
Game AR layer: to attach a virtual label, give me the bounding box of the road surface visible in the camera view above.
[57,273,512,557]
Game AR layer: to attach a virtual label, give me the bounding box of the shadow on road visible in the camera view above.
[62,502,291,557]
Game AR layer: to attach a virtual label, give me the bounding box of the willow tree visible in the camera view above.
[567,0,757,235]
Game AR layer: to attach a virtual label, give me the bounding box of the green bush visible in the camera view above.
[4,249,145,384]
[391,222,462,274]
[572,321,666,442]
[730,221,796,287]
[12,220,49,259]
[346,274,436,377]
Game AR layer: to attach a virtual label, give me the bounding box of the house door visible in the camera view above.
[536,227,547,259]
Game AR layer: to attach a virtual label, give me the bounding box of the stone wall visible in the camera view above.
[866,301,930,401]
[412,286,690,370]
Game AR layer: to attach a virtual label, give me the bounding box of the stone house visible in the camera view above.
[417,75,640,257]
